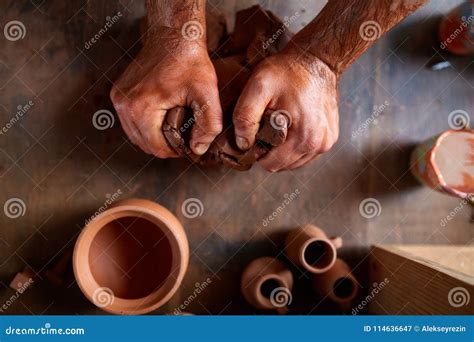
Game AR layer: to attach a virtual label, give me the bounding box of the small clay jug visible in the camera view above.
[410,129,474,199]
[241,257,294,313]
[285,224,342,274]
[312,258,359,304]
[73,198,189,315]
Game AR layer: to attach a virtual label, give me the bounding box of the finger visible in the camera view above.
[259,137,304,172]
[135,107,179,158]
[284,152,320,171]
[189,87,223,155]
[232,77,270,150]
[113,99,152,154]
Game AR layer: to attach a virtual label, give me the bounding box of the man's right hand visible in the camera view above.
[110,33,223,158]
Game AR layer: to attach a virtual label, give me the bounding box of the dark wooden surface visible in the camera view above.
[0,0,472,315]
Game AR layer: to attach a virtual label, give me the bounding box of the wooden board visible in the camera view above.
[369,244,473,315]
[0,0,472,315]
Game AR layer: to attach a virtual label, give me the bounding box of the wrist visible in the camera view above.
[146,0,206,45]
[278,49,338,87]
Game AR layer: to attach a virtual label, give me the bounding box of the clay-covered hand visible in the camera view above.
[232,52,339,171]
[110,35,223,158]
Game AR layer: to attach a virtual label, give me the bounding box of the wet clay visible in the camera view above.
[89,216,173,299]
[161,5,292,171]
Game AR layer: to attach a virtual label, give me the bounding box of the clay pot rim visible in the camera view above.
[299,237,337,274]
[429,129,474,197]
[253,274,290,310]
[73,202,188,315]
[330,274,359,303]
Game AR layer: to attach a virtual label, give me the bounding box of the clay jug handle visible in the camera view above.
[330,236,343,249]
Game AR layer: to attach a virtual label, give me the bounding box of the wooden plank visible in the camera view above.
[369,245,473,315]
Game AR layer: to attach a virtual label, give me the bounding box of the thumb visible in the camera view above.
[232,79,270,150]
[189,89,223,155]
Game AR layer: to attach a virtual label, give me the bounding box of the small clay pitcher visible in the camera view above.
[312,258,359,304]
[241,257,294,313]
[285,224,343,274]
[73,198,189,315]
[410,129,474,199]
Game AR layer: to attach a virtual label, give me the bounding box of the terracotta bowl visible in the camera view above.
[73,198,189,315]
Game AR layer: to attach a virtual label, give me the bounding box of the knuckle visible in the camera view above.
[233,113,257,130]
[250,76,268,94]
[305,137,321,152]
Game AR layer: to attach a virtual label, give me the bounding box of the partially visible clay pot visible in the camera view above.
[73,198,189,315]
[410,129,474,199]
[241,257,294,312]
[312,258,359,304]
[285,224,342,274]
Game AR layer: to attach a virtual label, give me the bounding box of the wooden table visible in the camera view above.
[0,0,472,315]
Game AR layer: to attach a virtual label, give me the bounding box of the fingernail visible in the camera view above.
[236,136,249,150]
[193,143,209,155]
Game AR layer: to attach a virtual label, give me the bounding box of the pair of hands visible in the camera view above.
[110,36,339,172]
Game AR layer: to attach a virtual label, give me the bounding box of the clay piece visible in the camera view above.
[410,129,474,199]
[162,5,293,171]
[285,224,342,274]
[73,198,189,315]
[241,256,294,313]
[312,258,359,304]
[9,267,36,291]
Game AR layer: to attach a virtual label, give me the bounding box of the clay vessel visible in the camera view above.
[285,224,343,274]
[73,198,189,315]
[312,258,359,304]
[241,257,294,312]
[410,129,474,199]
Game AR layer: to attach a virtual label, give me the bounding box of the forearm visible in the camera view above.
[286,0,427,75]
[146,0,206,43]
